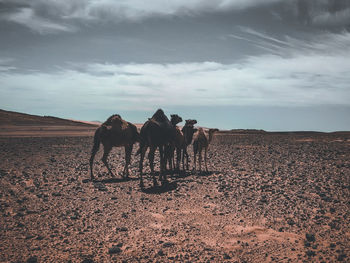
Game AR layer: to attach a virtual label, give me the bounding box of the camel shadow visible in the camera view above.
[141,181,178,194]
[95,177,139,184]
[169,170,192,179]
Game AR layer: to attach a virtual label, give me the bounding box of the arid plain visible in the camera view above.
[0,110,349,262]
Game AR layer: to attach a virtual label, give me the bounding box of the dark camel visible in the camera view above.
[193,128,219,173]
[180,119,197,170]
[89,114,139,181]
[138,109,182,188]
[167,119,197,171]
[164,116,187,171]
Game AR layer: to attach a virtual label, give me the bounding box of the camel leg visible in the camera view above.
[166,145,172,171]
[139,145,147,188]
[181,147,189,171]
[180,148,185,171]
[205,147,208,172]
[176,148,181,171]
[159,145,166,184]
[101,145,114,177]
[90,147,98,181]
[193,150,197,173]
[198,149,202,173]
[185,149,190,170]
[123,144,132,178]
[174,148,177,171]
[149,146,158,186]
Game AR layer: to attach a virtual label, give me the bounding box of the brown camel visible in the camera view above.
[193,128,219,173]
[138,109,182,188]
[180,119,198,170]
[168,119,197,171]
[164,115,184,171]
[89,114,139,181]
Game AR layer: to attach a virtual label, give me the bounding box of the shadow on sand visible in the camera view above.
[90,169,220,194]
[141,181,178,194]
[194,170,219,177]
[95,177,139,184]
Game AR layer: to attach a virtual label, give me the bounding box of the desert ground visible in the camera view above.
[1,125,350,263]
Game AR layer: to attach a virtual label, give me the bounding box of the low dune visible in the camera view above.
[0,109,98,137]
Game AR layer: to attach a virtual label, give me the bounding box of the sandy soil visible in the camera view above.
[0,132,349,262]
[0,125,97,138]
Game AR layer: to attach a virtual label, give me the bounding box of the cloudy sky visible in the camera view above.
[1,0,350,131]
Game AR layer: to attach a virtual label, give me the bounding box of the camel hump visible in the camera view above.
[103,114,122,125]
[151,108,168,123]
[102,114,129,131]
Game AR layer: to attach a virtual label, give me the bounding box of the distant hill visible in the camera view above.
[0,109,98,127]
[218,129,267,135]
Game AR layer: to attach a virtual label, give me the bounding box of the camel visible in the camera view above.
[164,115,184,171]
[180,119,198,170]
[193,128,219,173]
[167,119,197,171]
[138,109,182,188]
[89,114,139,181]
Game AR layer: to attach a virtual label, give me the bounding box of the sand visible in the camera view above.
[0,131,349,262]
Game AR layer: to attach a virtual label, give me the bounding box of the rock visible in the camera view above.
[306,250,316,257]
[163,242,175,248]
[26,256,38,263]
[108,246,122,254]
[305,233,315,242]
[116,227,128,232]
[337,253,347,261]
[223,253,231,259]
[94,182,107,191]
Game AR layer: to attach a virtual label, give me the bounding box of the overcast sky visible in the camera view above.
[0,0,350,131]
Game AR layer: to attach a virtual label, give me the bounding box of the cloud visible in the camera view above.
[0,58,16,72]
[1,30,349,112]
[293,0,350,28]
[2,7,76,34]
[1,0,350,34]
[0,0,283,33]
[312,8,350,27]
[228,26,350,57]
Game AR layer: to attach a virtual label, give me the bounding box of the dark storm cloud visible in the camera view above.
[1,0,349,34]
[0,0,350,130]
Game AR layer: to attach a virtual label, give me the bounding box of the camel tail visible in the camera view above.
[90,127,102,179]
[135,141,143,155]
[130,123,140,143]
[135,134,146,155]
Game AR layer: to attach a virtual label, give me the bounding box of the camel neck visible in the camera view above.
[208,132,214,144]
[183,126,194,144]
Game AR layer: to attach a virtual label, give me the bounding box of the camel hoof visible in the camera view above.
[139,181,144,189]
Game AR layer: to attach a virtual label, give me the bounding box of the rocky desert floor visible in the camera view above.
[0,132,349,262]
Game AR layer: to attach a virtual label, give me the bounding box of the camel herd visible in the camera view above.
[89,109,219,188]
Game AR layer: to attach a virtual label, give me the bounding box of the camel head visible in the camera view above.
[170,114,182,126]
[185,119,197,126]
[209,128,219,134]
